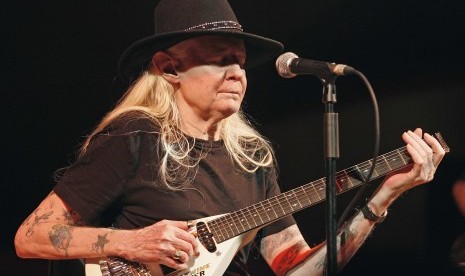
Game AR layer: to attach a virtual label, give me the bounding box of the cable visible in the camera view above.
[337,68,380,228]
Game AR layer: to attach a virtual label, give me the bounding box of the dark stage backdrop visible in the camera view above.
[4,0,465,275]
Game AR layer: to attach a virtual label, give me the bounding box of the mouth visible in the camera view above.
[219,90,241,95]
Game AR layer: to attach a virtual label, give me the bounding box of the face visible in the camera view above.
[168,36,247,123]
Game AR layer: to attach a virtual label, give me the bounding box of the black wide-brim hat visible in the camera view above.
[118,0,284,82]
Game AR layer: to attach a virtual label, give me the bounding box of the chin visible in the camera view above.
[219,106,240,119]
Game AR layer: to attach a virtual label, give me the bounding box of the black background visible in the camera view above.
[3,0,465,275]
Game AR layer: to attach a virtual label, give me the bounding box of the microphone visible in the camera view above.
[275,52,355,79]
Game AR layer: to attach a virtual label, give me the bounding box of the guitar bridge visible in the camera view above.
[99,256,152,276]
[196,221,217,253]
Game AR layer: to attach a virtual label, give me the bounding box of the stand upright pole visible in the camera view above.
[322,79,339,275]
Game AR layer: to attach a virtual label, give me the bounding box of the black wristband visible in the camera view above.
[361,204,387,223]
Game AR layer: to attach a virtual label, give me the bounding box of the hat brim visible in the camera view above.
[118,30,284,82]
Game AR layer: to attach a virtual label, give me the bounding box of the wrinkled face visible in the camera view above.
[169,36,247,122]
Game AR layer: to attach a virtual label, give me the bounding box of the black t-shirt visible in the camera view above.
[54,112,296,275]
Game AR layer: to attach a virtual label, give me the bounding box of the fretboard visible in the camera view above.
[207,133,449,243]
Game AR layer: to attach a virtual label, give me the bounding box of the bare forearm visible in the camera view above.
[288,185,398,275]
[15,192,130,260]
[15,221,127,259]
[284,211,375,275]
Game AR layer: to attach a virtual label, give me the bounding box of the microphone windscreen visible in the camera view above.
[275,52,298,78]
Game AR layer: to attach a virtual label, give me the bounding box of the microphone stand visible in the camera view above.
[321,74,339,276]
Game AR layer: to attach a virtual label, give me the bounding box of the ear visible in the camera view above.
[151,51,180,84]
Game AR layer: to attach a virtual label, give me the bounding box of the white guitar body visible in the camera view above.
[85,214,260,276]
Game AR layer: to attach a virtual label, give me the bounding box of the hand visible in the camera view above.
[120,220,198,270]
[382,128,445,195]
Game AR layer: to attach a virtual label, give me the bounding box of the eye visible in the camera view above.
[207,59,223,66]
[224,56,246,67]
[205,54,245,68]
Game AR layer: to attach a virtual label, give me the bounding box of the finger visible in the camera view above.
[408,130,433,155]
[162,252,189,270]
[403,131,432,164]
[174,230,198,256]
[413,128,423,137]
[423,132,446,166]
[174,225,199,253]
[405,143,424,168]
[170,220,189,231]
[402,132,424,164]
[170,247,190,263]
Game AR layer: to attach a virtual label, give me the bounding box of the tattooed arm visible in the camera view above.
[261,211,377,276]
[261,130,446,275]
[15,191,116,259]
[261,180,410,276]
[14,191,198,271]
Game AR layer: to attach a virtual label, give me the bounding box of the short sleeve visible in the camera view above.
[53,113,158,224]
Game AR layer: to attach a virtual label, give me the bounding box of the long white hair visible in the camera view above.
[81,50,275,189]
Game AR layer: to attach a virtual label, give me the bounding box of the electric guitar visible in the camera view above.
[85,133,450,276]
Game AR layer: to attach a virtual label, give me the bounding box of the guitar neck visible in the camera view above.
[208,133,450,243]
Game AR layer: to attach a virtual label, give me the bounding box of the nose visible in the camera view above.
[225,63,245,81]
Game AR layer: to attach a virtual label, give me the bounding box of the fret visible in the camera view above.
[289,190,301,210]
[267,201,278,222]
[345,170,354,187]
[252,204,264,224]
[358,160,378,181]
[266,200,279,218]
[354,163,371,182]
[245,206,259,228]
[303,184,318,203]
[382,154,392,170]
[232,211,246,233]
[402,152,412,165]
[263,198,278,222]
[206,134,449,245]
[229,213,241,235]
[276,194,289,215]
[397,149,408,166]
[295,188,310,209]
[334,176,342,193]
[283,193,294,212]
[315,180,326,199]
[336,170,352,191]
[347,166,363,186]
[369,160,380,178]
[238,208,252,231]
[259,201,271,223]
[385,151,401,168]
[310,182,322,200]
[270,195,285,218]
[375,155,391,176]
[299,186,312,206]
[208,219,223,242]
[222,214,235,239]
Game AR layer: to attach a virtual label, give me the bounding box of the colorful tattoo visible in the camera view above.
[261,225,299,261]
[270,241,312,276]
[92,234,110,254]
[48,225,72,256]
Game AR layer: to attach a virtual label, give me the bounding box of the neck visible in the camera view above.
[181,119,221,141]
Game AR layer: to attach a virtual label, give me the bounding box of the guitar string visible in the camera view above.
[210,147,411,240]
[209,146,412,241]
[213,159,411,240]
